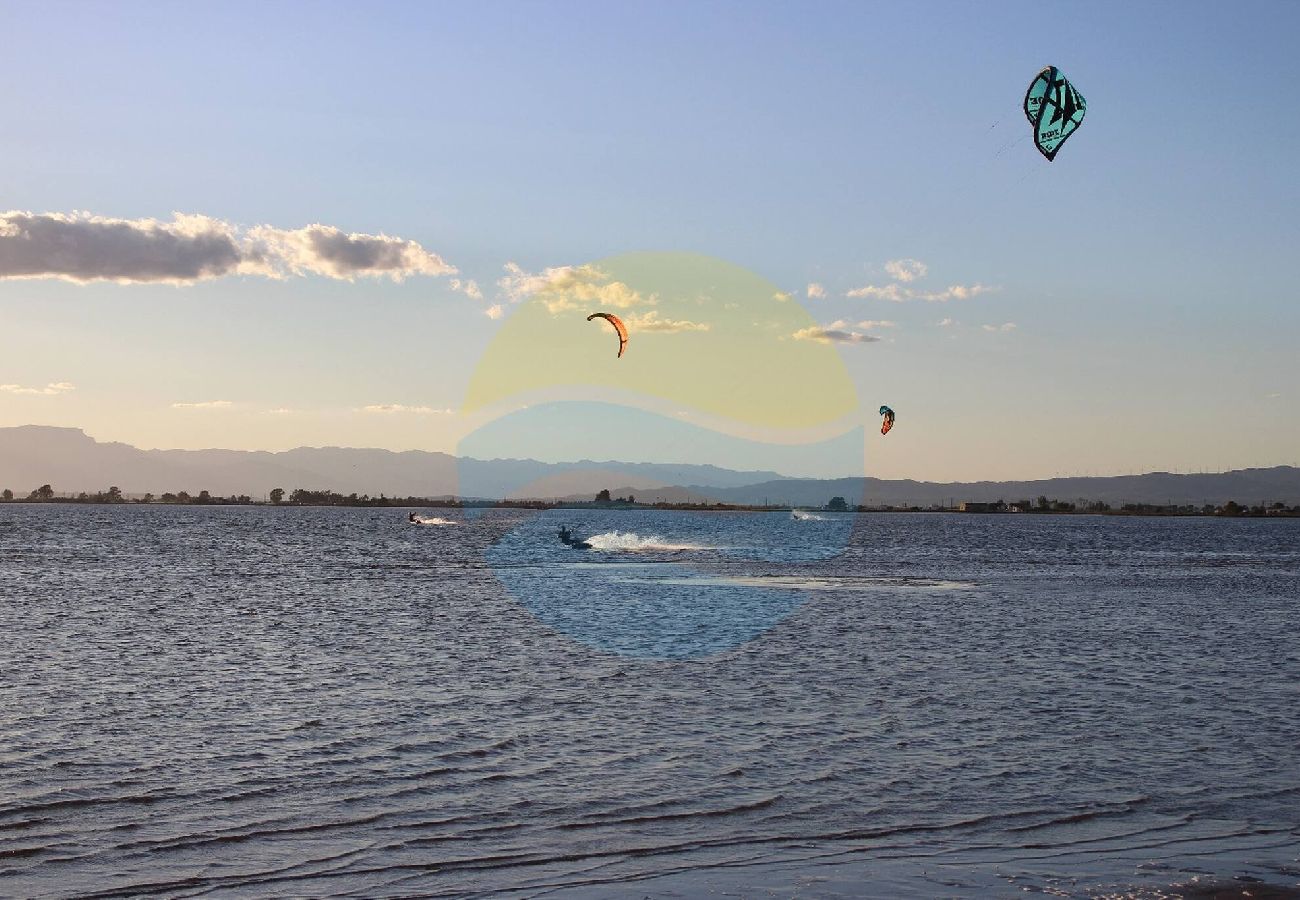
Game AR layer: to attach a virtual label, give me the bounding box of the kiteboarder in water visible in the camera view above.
[558,526,592,549]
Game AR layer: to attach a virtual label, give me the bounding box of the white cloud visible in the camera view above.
[0,381,75,396]
[884,258,927,283]
[625,310,710,333]
[856,319,897,330]
[497,262,648,314]
[248,224,454,281]
[449,278,483,300]
[360,404,451,415]
[171,400,233,409]
[845,283,905,301]
[0,211,456,284]
[485,303,504,320]
[937,317,955,327]
[791,320,881,344]
[914,283,994,302]
[981,322,1017,332]
[806,282,826,299]
[847,281,994,303]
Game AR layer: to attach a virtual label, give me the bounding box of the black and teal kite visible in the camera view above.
[1024,66,1086,161]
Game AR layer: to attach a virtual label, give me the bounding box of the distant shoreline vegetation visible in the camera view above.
[2,486,1298,517]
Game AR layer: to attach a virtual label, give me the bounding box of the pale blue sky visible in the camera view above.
[2,1,1297,479]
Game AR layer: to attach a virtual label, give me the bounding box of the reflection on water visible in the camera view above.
[1,506,1298,897]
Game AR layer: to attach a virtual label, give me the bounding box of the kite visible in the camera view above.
[587,312,628,358]
[1024,66,1086,161]
[879,405,895,435]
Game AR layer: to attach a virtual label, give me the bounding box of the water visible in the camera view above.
[1,506,1298,897]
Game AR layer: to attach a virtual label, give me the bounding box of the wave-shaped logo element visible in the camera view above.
[455,253,868,659]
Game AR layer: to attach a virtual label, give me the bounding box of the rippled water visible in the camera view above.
[2,506,1298,897]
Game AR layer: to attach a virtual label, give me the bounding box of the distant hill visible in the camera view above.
[2,425,1297,505]
[0,426,785,499]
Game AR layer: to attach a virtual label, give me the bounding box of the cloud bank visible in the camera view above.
[0,211,456,285]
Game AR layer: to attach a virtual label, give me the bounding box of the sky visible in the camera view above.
[2,0,1298,481]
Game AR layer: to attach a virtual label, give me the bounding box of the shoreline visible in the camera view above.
[3,497,1297,517]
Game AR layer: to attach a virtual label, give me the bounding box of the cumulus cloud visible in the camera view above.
[625,310,711,333]
[792,320,881,344]
[845,283,905,301]
[856,319,897,330]
[806,282,826,299]
[484,303,504,320]
[171,400,233,409]
[449,278,483,300]
[847,281,993,303]
[497,262,648,314]
[884,258,927,283]
[914,283,994,302]
[360,404,451,415]
[938,317,956,327]
[0,211,456,285]
[247,224,453,281]
[0,381,75,396]
[981,322,1017,332]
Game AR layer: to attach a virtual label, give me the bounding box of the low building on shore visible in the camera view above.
[959,500,1007,513]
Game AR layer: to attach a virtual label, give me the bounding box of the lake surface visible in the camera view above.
[2,506,1298,897]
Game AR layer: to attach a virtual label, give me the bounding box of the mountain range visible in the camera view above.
[2,425,1298,506]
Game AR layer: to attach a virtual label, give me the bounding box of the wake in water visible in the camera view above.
[582,530,710,552]
[409,515,457,526]
[791,509,827,521]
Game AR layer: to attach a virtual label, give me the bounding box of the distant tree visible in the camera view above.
[142,493,155,503]
[28,484,54,501]
[176,491,191,503]
[197,490,212,504]
[826,496,849,512]
[595,489,612,503]
[2,489,12,501]
[626,494,635,504]
[269,487,285,504]
[161,492,178,503]
[1222,500,1242,517]
[106,486,123,503]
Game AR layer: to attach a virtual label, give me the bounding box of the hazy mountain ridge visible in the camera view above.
[2,425,1298,505]
[0,426,785,498]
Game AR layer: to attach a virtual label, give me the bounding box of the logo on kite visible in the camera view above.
[1023,66,1085,161]
[586,312,628,358]
[879,405,895,435]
